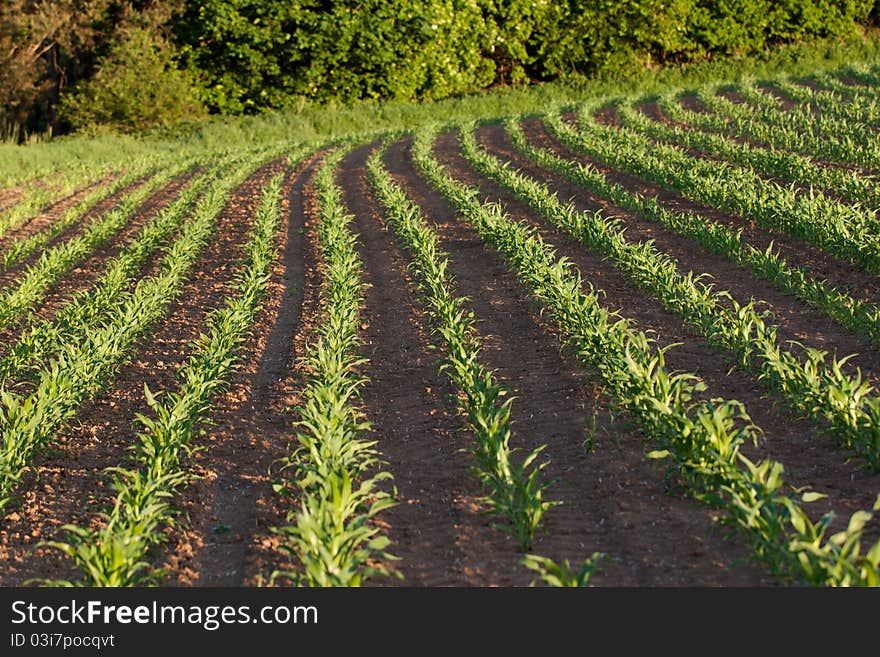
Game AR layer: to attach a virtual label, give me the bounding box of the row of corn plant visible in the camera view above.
[813,64,880,117]
[40,169,290,586]
[508,118,880,348]
[463,122,880,471]
[764,76,880,129]
[616,94,880,211]
[0,152,243,385]
[0,162,123,242]
[366,144,559,553]
[551,105,880,274]
[0,159,196,332]
[729,79,880,156]
[1,160,174,271]
[0,145,283,513]
[412,123,880,587]
[690,84,879,170]
[269,147,398,587]
[824,63,880,90]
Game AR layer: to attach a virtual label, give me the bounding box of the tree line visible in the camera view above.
[2,0,877,138]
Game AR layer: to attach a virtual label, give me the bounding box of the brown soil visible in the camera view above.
[0,175,120,255]
[157,156,323,587]
[426,127,880,546]
[237,157,327,586]
[754,84,799,111]
[0,172,198,367]
[538,115,880,315]
[339,143,531,586]
[0,187,23,215]
[0,158,287,586]
[377,137,777,586]
[719,89,748,105]
[679,95,710,114]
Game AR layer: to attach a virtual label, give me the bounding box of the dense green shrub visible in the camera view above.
[60,27,204,133]
[175,0,876,114]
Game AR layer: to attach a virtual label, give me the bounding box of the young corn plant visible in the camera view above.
[521,553,605,587]
[462,121,880,471]
[548,104,880,274]
[366,144,558,551]
[40,168,292,586]
[0,162,123,243]
[508,116,880,348]
[269,147,398,587]
[412,122,880,586]
[0,152,244,385]
[0,159,195,332]
[615,94,880,211]
[0,144,284,514]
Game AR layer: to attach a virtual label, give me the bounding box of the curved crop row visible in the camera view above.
[691,85,878,170]
[366,144,559,553]
[0,163,124,242]
[41,167,290,586]
[268,147,397,588]
[413,123,880,587]
[0,159,196,332]
[509,117,880,349]
[0,145,283,513]
[550,106,880,274]
[0,152,243,384]
[617,94,880,210]
[489,119,880,469]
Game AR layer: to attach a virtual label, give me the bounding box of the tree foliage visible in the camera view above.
[59,26,205,133]
[0,0,877,135]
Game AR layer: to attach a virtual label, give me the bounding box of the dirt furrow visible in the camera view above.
[530,116,880,313]
[0,171,198,365]
[476,123,880,401]
[0,175,115,253]
[334,143,529,586]
[171,156,323,587]
[0,174,130,285]
[381,136,774,586]
[428,129,880,546]
[0,159,286,586]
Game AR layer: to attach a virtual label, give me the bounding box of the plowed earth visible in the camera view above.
[1,86,878,587]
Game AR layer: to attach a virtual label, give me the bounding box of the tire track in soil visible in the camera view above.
[531,116,880,322]
[338,143,523,586]
[169,155,322,587]
[383,137,773,586]
[0,159,286,586]
[0,171,198,366]
[477,123,880,422]
[429,129,880,549]
[236,158,327,586]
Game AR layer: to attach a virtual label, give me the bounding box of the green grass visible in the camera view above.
[3,30,879,186]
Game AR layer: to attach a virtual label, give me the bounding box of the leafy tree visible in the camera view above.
[59,25,204,132]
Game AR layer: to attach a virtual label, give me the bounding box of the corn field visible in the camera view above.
[2,62,880,587]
